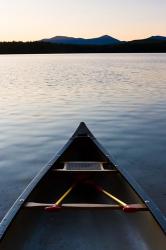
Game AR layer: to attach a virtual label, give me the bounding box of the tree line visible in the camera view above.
[0,41,165,54]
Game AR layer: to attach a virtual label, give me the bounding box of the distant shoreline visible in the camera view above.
[0,41,166,54]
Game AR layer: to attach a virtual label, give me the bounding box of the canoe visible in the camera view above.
[0,122,166,250]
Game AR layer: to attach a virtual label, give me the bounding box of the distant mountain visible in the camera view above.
[41,35,122,45]
[147,36,166,41]
[0,35,166,54]
[129,35,166,44]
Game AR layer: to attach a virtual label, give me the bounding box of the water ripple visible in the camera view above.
[0,53,166,219]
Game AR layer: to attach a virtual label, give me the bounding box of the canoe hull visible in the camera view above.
[0,122,166,249]
[1,209,166,250]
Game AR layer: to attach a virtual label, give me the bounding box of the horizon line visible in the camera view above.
[0,33,166,43]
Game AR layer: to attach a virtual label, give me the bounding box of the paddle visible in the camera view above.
[86,181,146,212]
[45,184,75,211]
[100,187,145,212]
[44,176,87,212]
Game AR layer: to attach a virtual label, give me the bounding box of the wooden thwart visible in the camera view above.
[25,202,52,208]
[25,202,147,210]
[53,169,118,172]
[61,203,121,209]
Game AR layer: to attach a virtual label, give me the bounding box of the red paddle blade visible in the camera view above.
[45,205,61,212]
[123,204,147,213]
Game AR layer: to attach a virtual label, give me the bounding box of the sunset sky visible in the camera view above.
[0,0,165,41]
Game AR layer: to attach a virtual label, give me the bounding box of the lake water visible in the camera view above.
[0,53,166,220]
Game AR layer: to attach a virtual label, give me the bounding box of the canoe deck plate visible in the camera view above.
[64,162,104,170]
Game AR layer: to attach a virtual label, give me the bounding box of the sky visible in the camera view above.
[0,0,166,41]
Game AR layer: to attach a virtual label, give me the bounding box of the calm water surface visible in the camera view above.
[0,53,166,220]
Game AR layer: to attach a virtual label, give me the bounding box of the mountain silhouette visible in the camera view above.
[0,35,166,54]
[147,36,166,41]
[41,35,122,45]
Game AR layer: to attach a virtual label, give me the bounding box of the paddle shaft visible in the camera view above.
[55,185,75,205]
[101,188,127,207]
[86,181,127,207]
[96,185,145,212]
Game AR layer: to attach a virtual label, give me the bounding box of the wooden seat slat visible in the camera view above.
[25,202,147,210]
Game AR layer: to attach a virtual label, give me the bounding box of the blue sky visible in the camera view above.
[0,0,165,41]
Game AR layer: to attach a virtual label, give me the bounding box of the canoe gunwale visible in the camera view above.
[91,132,166,233]
[114,164,166,233]
[0,137,74,240]
[0,122,166,242]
